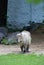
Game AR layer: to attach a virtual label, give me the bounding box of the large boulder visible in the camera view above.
[7,32,20,44]
[0,32,5,42]
[0,27,8,43]
[1,32,20,45]
[0,27,8,36]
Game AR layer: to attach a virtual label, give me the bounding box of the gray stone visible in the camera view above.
[0,27,8,36]
[7,32,20,44]
[0,32,5,42]
[0,27,8,43]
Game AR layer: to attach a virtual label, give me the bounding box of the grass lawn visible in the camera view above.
[0,54,44,65]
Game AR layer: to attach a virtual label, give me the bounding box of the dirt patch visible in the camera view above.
[0,33,44,55]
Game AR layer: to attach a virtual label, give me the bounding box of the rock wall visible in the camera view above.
[7,0,44,29]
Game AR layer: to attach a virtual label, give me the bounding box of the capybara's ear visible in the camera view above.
[16,33,20,37]
[16,33,22,38]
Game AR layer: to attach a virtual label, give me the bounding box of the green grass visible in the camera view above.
[0,54,44,65]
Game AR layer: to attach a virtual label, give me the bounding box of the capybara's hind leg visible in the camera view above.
[26,44,29,52]
[20,45,26,53]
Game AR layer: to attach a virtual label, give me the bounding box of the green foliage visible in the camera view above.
[26,0,42,4]
[43,20,44,23]
[1,38,8,45]
[0,54,44,65]
[1,38,17,45]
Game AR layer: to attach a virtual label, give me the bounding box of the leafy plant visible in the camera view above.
[1,38,8,45]
[1,38,17,45]
[26,0,42,4]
